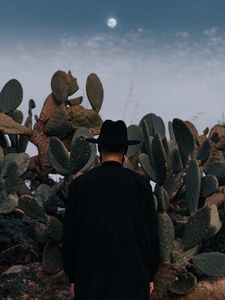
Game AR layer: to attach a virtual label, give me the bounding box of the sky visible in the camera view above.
[1,0,225,142]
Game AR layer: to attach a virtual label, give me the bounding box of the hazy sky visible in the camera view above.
[1,0,225,138]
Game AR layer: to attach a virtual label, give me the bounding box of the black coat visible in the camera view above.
[63,161,160,300]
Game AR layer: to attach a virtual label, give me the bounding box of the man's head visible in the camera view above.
[98,143,128,163]
[86,119,140,163]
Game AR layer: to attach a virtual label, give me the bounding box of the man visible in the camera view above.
[63,120,160,300]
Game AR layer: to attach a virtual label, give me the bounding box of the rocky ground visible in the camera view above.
[0,263,72,300]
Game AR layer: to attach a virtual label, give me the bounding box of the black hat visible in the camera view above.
[86,120,140,145]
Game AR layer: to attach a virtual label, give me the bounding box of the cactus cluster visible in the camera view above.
[1,70,225,299]
[0,71,104,296]
[125,114,225,298]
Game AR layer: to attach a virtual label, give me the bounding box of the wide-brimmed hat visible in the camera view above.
[86,120,140,145]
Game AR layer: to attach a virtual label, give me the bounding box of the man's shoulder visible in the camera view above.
[69,166,101,187]
[123,167,150,186]
[70,165,150,189]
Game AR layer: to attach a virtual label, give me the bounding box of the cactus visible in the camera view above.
[72,127,96,172]
[42,240,63,274]
[17,99,36,153]
[8,109,24,124]
[44,103,73,136]
[152,134,167,186]
[182,205,221,250]
[139,113,166,138]
[139,152,156,181]
[51,70,78,102]
[70,137,91,174]
[169,269,197,295]
[69,105,103,131]
[0,151,30,214]
[168,121,176,141]
[48,135,91,176]
[205,161,225,186]
[197,139,211,165]
[140,120,153,158]
[0,193,18,214]
[0,79,23,113]
[185,159,201,214]
[126,125,143,158]
[155,186,169,213]
[171,143,183,173]
[46,216,63,242]
[139,113,155,137]
[48,137,71,175]
[172,118,196,167]
[200,175,218,198]
[18,195,46,220]
[215,137,225,151]
[192,252,225,277]
[158,213,175,262]
[69,96,83,106]
[0,112,32,136]
[1,152,30,177]
[86,73,104,113]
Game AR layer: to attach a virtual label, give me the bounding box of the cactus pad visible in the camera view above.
[182,205,221,250]
[168,121,176,141]
[69,96,83,106]
[69,105,103,130]
[158,212,175,262]
[0,193,18,214]
[1,153,29,177]
[152,134,167,186]
[215,138,225,151]
[51,70,78,102]
[0,79,23,113]
[0,112,32,136]
[48,137,71,175]
[140,120,152,157]
[155,186,169,213]
[139,153,156,181]
[126,125,143,158]
[154,115,166,139]
[205,161,225,185]
[172,118,196,166]
[45,104,73,136]
[46,216,63,242]
[42,241,63,275]
[72,127,96,172]
[139,113,155,137]
[86,73,104,113]
[18,195,46,220]
[185,159,201,214]
[70,137,91,174]
[192,252,225,277]
[8,109,24,124]
[169,269,197,295]
[197,139,211,165]
[200,175,218,198]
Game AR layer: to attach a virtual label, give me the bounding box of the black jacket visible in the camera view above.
[63,161,160,300]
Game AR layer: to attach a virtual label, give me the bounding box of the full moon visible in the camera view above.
[107,17,117,28]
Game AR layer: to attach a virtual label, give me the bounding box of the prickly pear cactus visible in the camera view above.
[0,79,23,113]
[48,134,91,176]
[86,73,104,113]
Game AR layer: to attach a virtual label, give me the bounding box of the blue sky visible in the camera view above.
[1,0,225,37]
[1,0,225,143]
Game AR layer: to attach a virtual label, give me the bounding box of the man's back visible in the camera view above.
[63,161,159,300]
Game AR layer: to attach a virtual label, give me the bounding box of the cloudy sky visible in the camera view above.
[1,0,225,137]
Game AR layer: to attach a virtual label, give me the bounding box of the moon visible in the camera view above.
[107,17,117,28]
